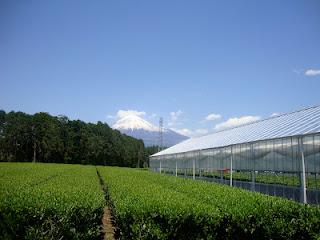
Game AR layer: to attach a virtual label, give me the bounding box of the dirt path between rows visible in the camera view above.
[102,206,115,240]
[96,169,116,240]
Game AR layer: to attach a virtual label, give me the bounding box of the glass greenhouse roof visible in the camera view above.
[152,105,320,157]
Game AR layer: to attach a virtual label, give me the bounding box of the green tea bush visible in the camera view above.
[0,163,105,240]
[98,167,320,240]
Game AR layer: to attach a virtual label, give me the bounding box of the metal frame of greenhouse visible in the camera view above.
[150,105,320,204]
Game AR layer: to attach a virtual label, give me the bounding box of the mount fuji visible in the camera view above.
[112,115,189,147]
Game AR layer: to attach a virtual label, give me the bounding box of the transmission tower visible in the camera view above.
[158,117,163,152]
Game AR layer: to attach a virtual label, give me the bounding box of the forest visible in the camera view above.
[0,110,155,167]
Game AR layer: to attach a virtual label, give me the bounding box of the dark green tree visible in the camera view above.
[0,110,149,167]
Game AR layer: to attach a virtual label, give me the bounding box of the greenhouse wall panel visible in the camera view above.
[150,106,320,204]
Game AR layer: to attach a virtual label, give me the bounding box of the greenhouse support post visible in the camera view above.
[160,160,162,174]
[251,144,256,191]
[299,137,307,204]
[175,160,178,177]
[230,146,233,187]
[193,158,195,180]
[251,171,256,191]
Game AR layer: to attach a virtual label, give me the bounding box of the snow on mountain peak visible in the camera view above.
[112,115,159,132]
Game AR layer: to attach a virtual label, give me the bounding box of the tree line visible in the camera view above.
[0,110,157,167]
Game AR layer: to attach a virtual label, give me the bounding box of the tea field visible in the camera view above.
[1,163,320,239]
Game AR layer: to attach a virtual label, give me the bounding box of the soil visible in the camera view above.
[102,206,115,240]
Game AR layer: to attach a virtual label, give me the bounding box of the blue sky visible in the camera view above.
[1,0,320,137]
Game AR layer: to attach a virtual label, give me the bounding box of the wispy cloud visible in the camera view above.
[305,69,320,76]
[270,113,279,117]
[293,69,303,74]
[203,113,221,122]
[194,128,209,136]
[171,128,208,138]
[214,115,261,131]
[171,128,193,137]
[106,115,116,119]
[168,110,183,127]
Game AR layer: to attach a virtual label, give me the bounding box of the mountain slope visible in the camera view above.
[112,115,189,147]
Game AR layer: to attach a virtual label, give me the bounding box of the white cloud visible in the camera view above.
[171,128,193,137]
[106,115,116,119]
[204,113,221,122]
[214,116,261,131]
[305,69,320,76]
[168,110,183,127]
[150,113,157,118]
[171,128,209,138]
[195,128,209,136]
[116,110,146,119]
[271,113,279,117]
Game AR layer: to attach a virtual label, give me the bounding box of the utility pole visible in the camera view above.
[158,117,163,152]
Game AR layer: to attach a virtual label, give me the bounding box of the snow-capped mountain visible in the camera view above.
[113,115,158,132]
[112,115,189,147]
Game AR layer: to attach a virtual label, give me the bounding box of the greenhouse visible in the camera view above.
[150,105,320,204]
